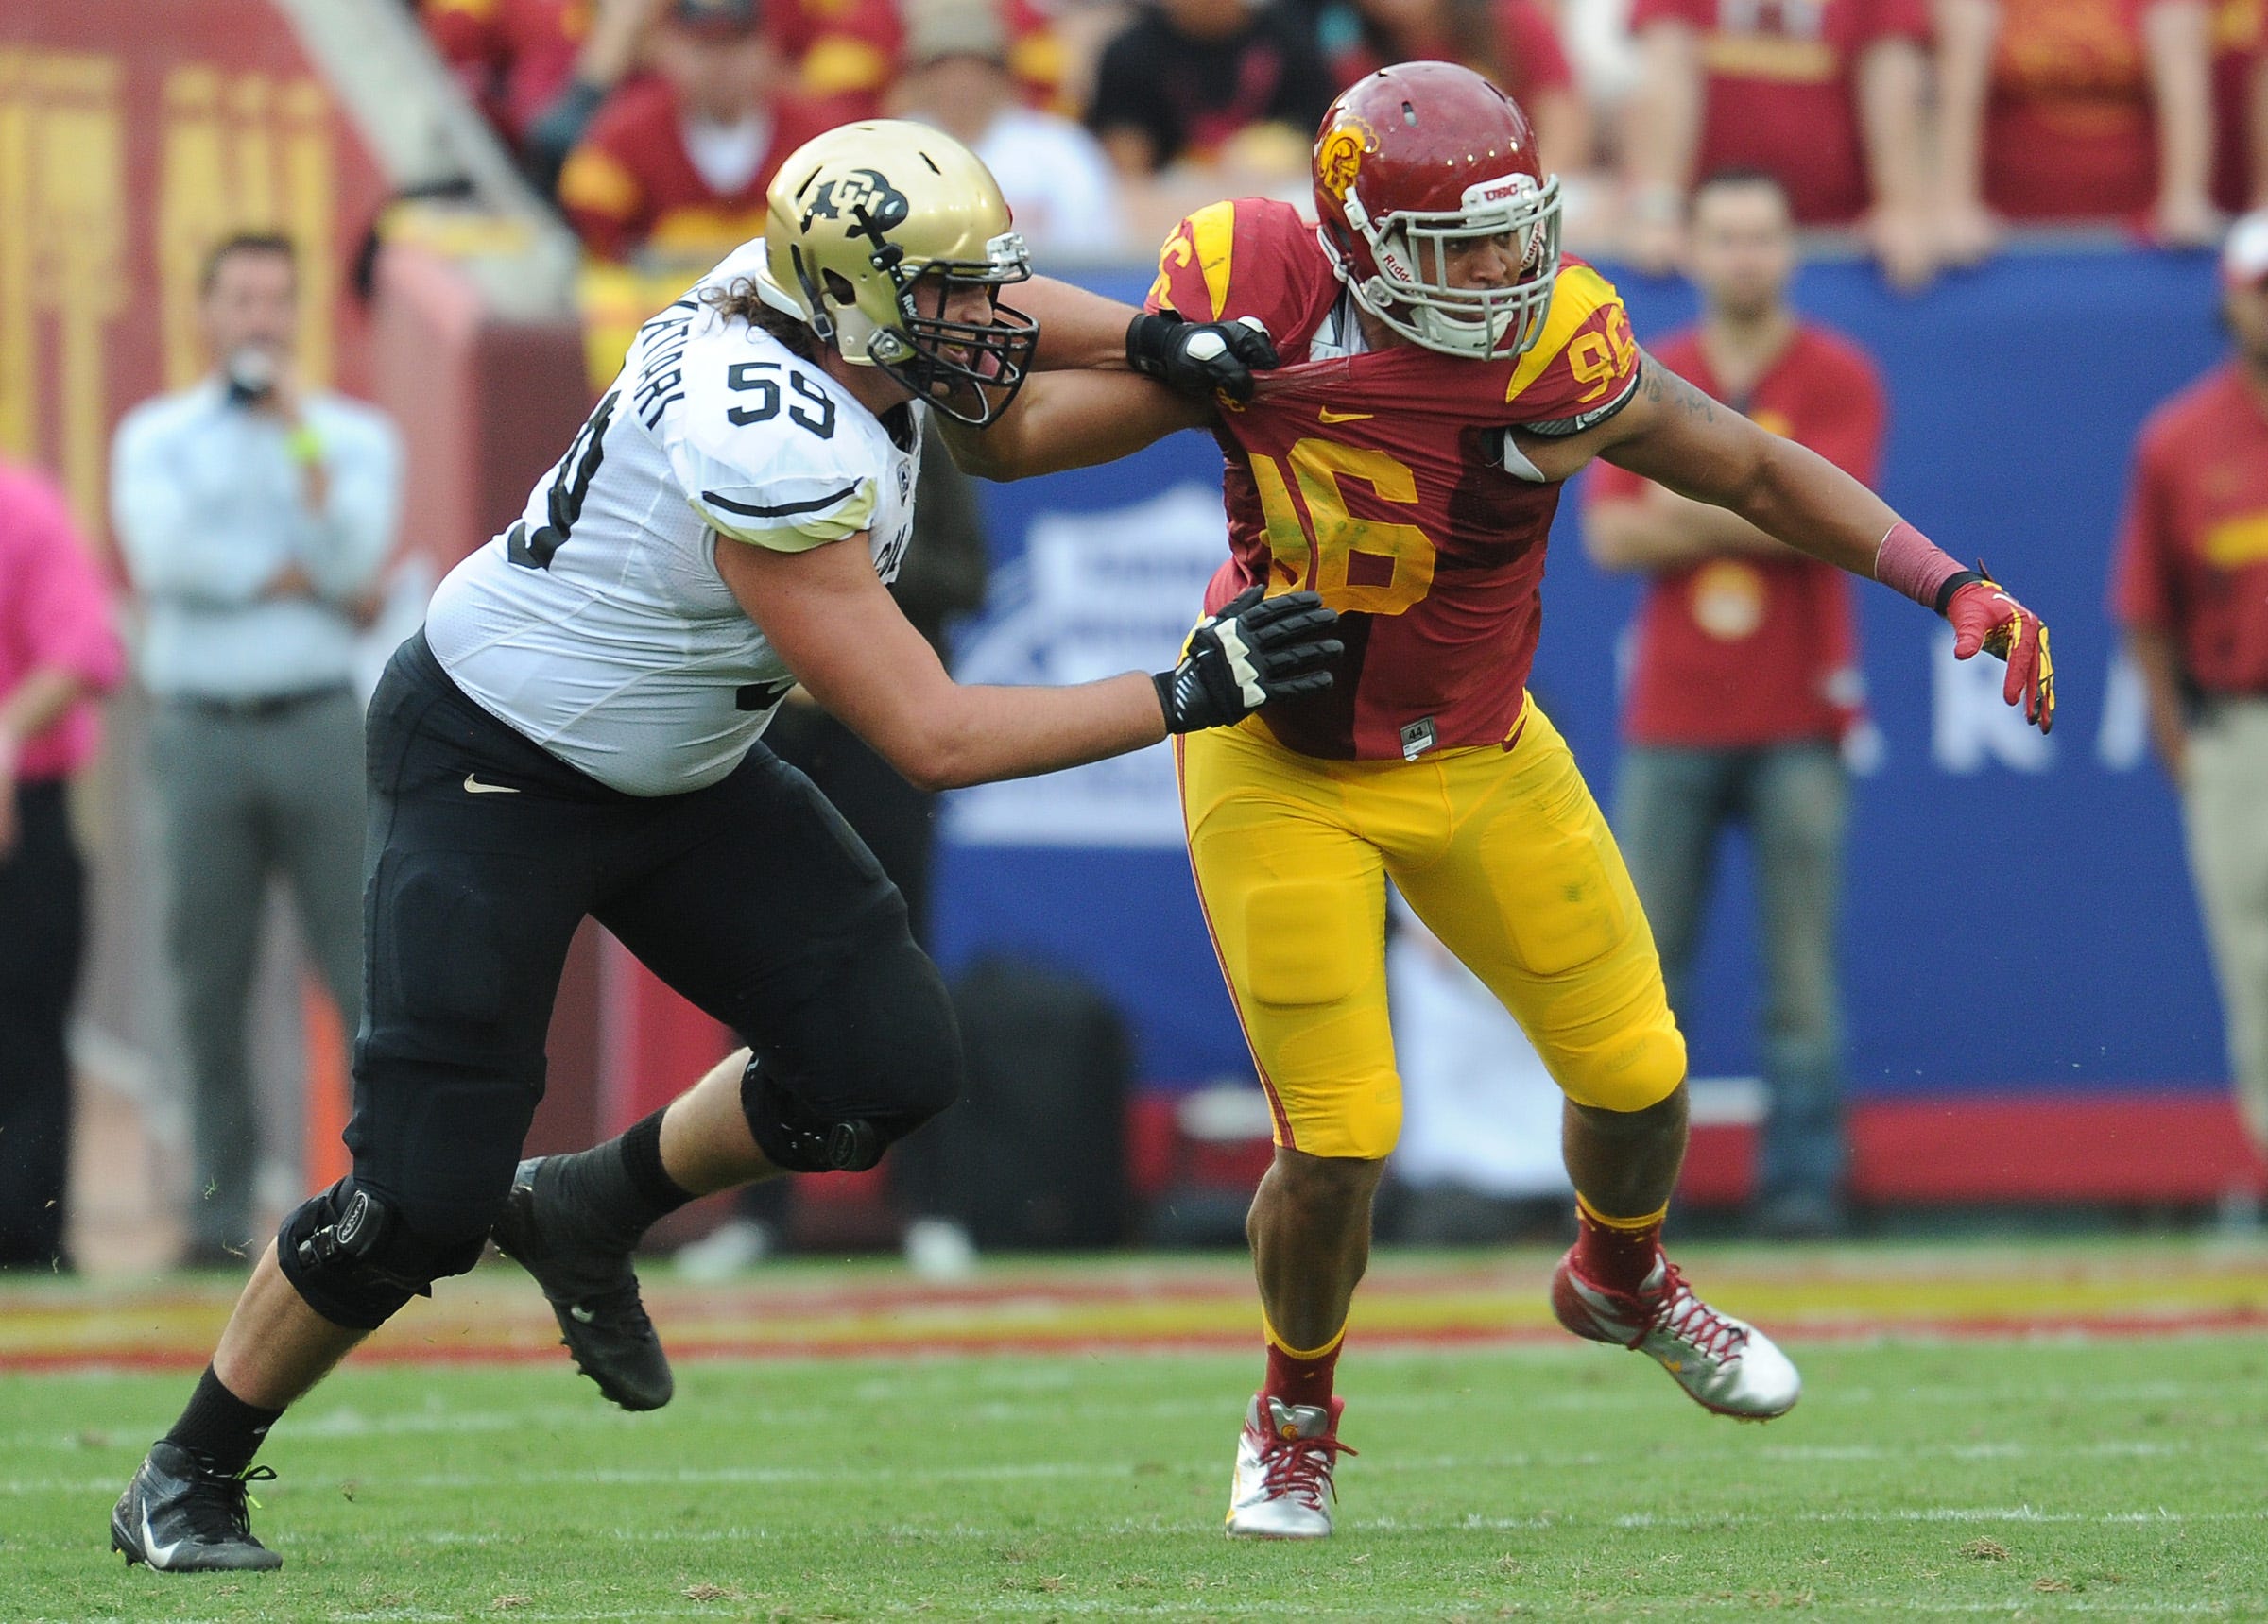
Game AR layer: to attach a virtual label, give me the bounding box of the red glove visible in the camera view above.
[1944,563,2054,733]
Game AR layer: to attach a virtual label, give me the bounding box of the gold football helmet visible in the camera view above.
[763,120,1036,424]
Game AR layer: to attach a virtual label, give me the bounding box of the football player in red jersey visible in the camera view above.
[961,61,2054,1538]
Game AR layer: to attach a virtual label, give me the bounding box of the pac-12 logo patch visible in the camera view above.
[1315,121,1373,202]
[801,167,909,231]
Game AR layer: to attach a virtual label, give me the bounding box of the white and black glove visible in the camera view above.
[1154,587,1342,734]
[1125,312,1279,402]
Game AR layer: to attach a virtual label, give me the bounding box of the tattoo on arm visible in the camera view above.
[1639,351,1716,422]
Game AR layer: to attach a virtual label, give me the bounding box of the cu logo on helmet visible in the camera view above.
[801,168,910,231]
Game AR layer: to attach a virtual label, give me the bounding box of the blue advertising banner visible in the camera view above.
[933,246,2232,1100]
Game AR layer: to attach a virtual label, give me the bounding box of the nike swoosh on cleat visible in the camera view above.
[141,1503,186,1570]
[1317,408,1373,423]
[463,774,521,795]
[569,1305,597,1323]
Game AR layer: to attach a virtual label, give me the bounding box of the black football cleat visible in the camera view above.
[490,1156,674,1411]
[110,1441,283,1572]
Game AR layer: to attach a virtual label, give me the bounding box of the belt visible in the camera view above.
[168,684,353,720]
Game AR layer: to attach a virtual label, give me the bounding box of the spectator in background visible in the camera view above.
[0,465,124,1272]
[1318,0,1592,178]
[1935,0,2221,256]
[2111,211,2268,1182]
[2209,0,2268,214]
[890,0,1125,257]
[424,0,661,194]
[558,0,842,264]
[1087,0,1337,179]
[1623,0,1935,287]
[111,234,401,1268]
[1583,170,1884,1239]
[774,0,1068,120]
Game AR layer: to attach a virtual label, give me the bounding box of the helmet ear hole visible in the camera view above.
[822,269,858,307]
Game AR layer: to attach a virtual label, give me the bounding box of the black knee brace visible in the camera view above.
[740,1054,909,1173]
[276,1179,488,1331]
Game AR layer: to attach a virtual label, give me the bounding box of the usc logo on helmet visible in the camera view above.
[1315,122,1373,202]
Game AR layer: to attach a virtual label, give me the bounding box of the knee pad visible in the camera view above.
[1560,1022,1688,1115]
[276,1179,489,1331]
[739,1051,954,1174]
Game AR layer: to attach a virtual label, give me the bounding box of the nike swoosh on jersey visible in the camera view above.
[1316,408,1374,423]
[570,1305,597,1323]
[463,774,522,795]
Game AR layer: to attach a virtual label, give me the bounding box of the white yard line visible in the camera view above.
[43,1598,2247,1623]
[0,1431,2244,1497]
[0,1376,2213,1454]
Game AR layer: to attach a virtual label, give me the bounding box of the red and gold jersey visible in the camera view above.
[776,0,1067,114]
[1586,323,1883,748]
[2213,0,2264,211]
[2113,362,2268,694]
[1984,0,2176,220]
[423,0,590,145]
[558,82,848,264]
[1630,0,1931,224]
[1147,197,1640,761]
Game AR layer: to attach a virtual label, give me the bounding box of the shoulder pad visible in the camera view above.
[1144,197,1330,342]
[1501,263,1641,428]
[673,325,885,552]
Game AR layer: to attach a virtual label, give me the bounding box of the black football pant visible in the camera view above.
[753,704,953,1225]
[279,633,960,1327]
[0,779,85,1268]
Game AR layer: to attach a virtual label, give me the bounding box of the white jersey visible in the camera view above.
[425,248,921,795]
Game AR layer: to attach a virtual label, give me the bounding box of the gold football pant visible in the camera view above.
[1175,700,1686,1161]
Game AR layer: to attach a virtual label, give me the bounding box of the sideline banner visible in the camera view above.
[1,2,390,549]
[935,247,2231,1100]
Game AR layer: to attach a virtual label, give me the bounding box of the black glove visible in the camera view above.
[1154,587,1342,734]
[1125,311,1280,403]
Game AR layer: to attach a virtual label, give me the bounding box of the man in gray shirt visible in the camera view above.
[112,233,401,1266]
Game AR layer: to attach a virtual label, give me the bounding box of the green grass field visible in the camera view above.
[8,1296,2268,1621]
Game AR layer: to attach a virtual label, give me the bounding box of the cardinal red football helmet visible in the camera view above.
[1313,61,1562,359]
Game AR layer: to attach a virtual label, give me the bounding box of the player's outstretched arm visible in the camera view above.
[713,529,1340,790]
[1019,277,1280,394]
[941,368,1216,482]
[949,285,1275,481]
[1524,352,2054,732]
[1019,278,1150,370]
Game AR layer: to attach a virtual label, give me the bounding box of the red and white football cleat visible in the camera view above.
[1552,1249,1800,1420]
[1225,1393,1355,1538]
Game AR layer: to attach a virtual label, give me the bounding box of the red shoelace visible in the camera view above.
[1255,1426,1357,1508]
[1649,1263,1747,1364]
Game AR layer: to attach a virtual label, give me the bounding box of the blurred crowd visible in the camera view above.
[414,0,2268,282]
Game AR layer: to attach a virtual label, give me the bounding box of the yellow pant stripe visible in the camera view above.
[1575,1192,1671,1231]
[1262,1313,1349,1362]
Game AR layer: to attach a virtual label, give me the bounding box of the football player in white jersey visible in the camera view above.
[111,121,1338,1574]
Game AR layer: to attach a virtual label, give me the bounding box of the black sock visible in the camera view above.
[164,1364,284,1476]
[549,1108,697,1251]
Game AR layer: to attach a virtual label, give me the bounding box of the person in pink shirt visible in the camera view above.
[0,460,125,1271]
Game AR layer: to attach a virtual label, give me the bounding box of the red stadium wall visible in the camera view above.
[1,0,391,553]
[0,3,639,1171]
